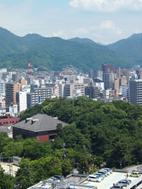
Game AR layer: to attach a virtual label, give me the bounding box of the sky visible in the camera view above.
[0,0,142,44]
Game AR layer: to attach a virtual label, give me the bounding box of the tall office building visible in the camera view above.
[0,82,5,95]
[16,91,28,112]
[102,64,115,90]
[128,79,142,104]
[27,87,52,108]
[5,83,21,110]
[85,85,95,98]
[114,78,120,96]
[121,85,128,98]
[63,84,72,97]
[73,83,85,97]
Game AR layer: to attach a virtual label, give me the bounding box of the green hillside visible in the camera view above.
[108,33,142,66]
[1,27,142,71]
[0,27,126,71]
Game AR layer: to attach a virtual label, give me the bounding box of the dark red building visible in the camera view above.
[0,115,20,126]
[13,114,66,142]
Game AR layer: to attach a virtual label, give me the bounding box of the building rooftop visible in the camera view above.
[27,169,142,189]
[13,114,66,132]
[27,174,94,189]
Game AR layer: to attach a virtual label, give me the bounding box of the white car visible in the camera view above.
[98,169,108,177]
[103,168,112,175]
[88,174,104,182]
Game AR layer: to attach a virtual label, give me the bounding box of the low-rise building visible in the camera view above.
[13,114,66,142]
[0,115,20,126]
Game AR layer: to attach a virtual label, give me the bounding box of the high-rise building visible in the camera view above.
[102,64,115,90]
[5,83,21,110]
[0,95,5,109]
[27,87,52,108]
[121,85,128,99]
[73,83,85,97]
[0,82,5,96]
[53,84,60,98]
[58,83,74,98]
[16,91,28,112]
[63,84,72,97]
[85,85,94,98]
[59,82,85,98]
[114,78,120,96]
[128,79,142,104]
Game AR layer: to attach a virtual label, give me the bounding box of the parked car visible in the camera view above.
[95,174,105,182]
[103,168,112,174]
[116,179,131,187]
[98,169,108,177]
[110,184,123,189]
[50,175,63,182]
[88,174,104,182]
[95,172,106,179]
[130,171,141,178]
[53,175,64,180]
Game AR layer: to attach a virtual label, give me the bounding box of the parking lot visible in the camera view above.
[27,169,142,189]
[82,172,139,189]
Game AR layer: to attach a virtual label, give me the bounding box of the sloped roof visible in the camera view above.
[13,114,66,132]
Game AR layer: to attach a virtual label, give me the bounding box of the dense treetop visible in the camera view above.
[21,97,142,169]
[1,98,142,188]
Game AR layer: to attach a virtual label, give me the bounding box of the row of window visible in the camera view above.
[0,120,18,125]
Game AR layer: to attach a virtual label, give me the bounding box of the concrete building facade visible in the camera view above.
[129,79,142,104]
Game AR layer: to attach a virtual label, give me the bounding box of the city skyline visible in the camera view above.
[0,0,142,44]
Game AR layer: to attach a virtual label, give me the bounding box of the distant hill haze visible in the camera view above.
[0,27,141,71]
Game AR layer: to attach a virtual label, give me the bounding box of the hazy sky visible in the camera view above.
[0,0,142,44]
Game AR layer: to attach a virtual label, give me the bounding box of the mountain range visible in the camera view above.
[0,27,142,71]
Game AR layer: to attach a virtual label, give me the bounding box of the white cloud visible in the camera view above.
[50,30,68,38]
[49,28,90,39]
[69,0,142,12]
[100,20,115,30]
[47,21,124,44]
[99,20,123,35]
[0,0,141,44]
